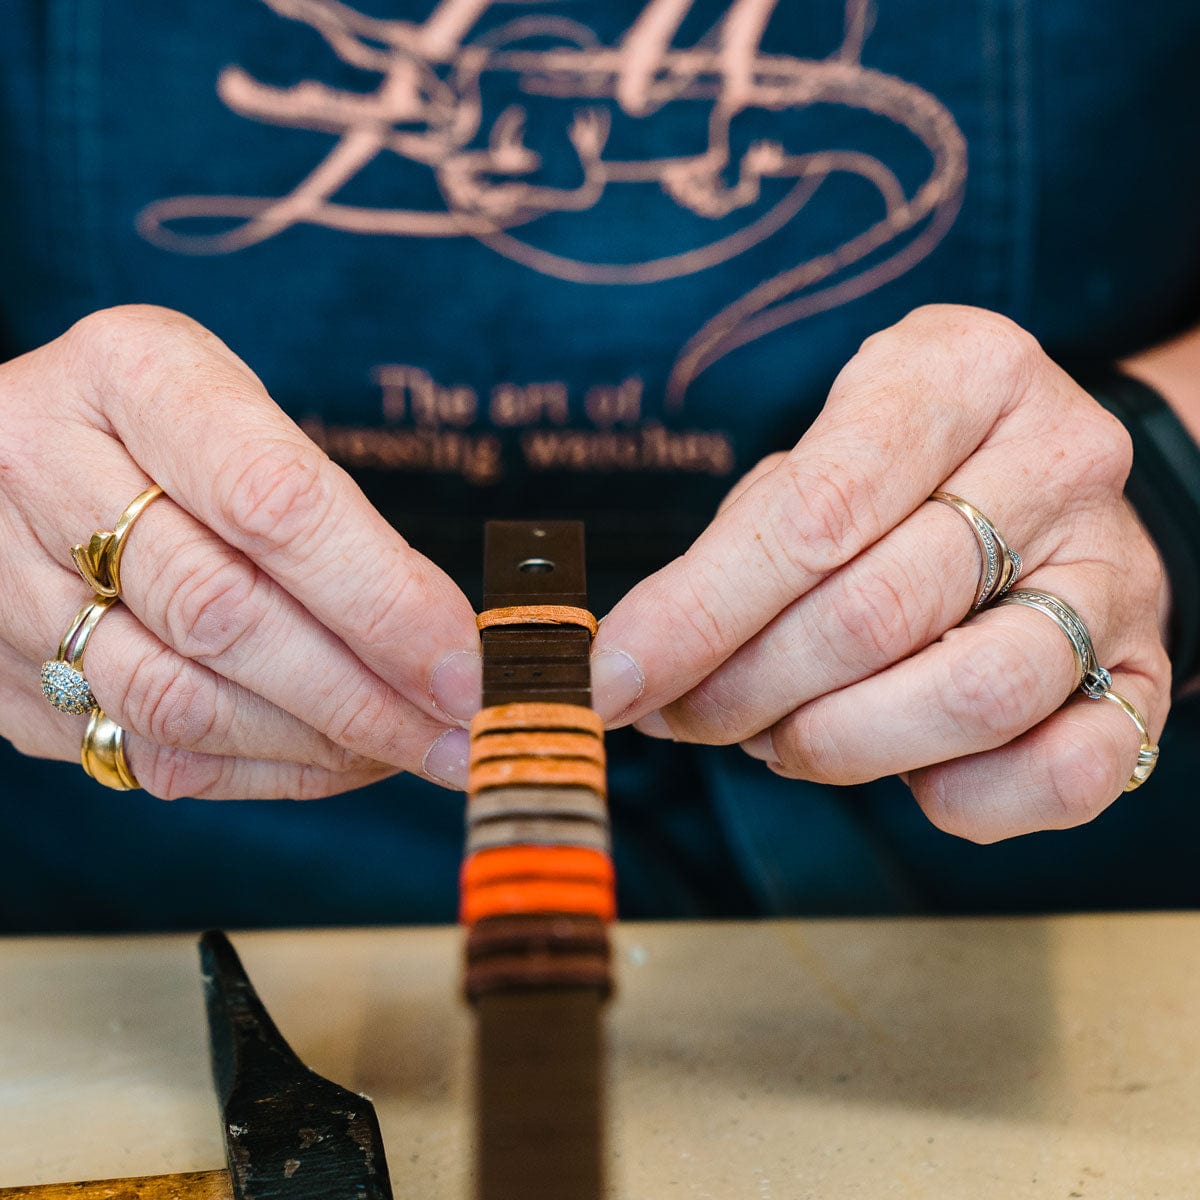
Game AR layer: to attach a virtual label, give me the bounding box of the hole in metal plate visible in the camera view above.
[519,557,555,574]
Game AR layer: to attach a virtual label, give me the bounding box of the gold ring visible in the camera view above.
[81,708,140,790]
[71,484,164,598]
[1100,689,1160,792]
[39,594,118,715]
[930,491,1022,610]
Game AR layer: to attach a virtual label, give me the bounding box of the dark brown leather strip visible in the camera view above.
[469,521,610,1200]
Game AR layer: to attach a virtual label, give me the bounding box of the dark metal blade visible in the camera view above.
[199,931,393,1200]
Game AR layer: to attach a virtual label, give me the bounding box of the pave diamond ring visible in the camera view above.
[930,491,1022,611]
[40,594,118,715]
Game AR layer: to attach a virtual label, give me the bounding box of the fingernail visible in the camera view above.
[635,709,673,739]
[591,649,644,724]
[422,727,469,789]
[741,729,776,761]
[430,650,482,725]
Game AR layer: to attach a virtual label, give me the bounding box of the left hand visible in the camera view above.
[591,305,1170,842]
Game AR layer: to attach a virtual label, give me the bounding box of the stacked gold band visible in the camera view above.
[931,491,1022,610]
[81,709,140,790]
[42,484,163,791]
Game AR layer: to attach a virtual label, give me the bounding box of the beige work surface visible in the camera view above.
[1,916,1198,1197]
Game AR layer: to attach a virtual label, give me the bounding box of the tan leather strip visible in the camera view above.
[469,785,608,824]
[471,702,605,739]
[476,605,599,637]
[467,816,611,855]
[470,731,605,767]
[470,757,607,796]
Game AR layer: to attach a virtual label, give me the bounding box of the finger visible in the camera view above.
[743,562,1160,785]
[15,437,467,771]
[2,560,378,771]
[636,395,1136,746]
[0,675,402,799]
[641,475,1023,744]
[908,669,1166,843]
[594,307,1064,722]
[63,306,481,719]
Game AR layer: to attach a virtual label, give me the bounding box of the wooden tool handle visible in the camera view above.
[0,1169,232,1200]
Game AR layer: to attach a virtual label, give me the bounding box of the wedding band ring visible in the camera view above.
[994,588,1112,697]
[39,594,119,715]
[995,589,1160,792]
[72,484,164,598]
[931,491,1022,610]
[81,708,140,790]
[1100,689,1159,791]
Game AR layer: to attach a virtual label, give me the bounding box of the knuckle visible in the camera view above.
[769,461,864,576]
[657,573,735,665]
[121,645,221,750]
[324,681,395,757]
[1043,728,1123,828]
[213,439,335,561]
[665,676,752,745]
[822,568,923,669]
[775,705,852,784]
[942,638,1042,740]
[162,552,264,663]
[350,564,424,652]
[912,775,995,844]
[65,304,199,367]
[289,763,342,801]
[137,744,226,801]
[1071,406,1134,494]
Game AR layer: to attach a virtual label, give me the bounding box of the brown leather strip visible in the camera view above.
[477,605,599,637]
[470,757,607,796]
[469,785,608,824]
[471,702,605,739]
[470,730,605,767]
[467,912,609,957]
[467,816,611,856]
[466,953,613,999]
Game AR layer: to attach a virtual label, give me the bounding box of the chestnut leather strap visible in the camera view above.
[468,521,610,1200]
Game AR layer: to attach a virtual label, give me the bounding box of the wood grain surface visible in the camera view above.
[2,918,1200,1198]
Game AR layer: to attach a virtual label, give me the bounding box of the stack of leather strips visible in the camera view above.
[462,702,614,996]
[462,521,612,1200]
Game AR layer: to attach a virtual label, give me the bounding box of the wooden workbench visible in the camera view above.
[1,917,1197,1197]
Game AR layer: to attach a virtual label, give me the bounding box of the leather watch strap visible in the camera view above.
[468,521,610,1200]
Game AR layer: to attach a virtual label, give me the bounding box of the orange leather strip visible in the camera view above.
[461,880,616,925]
[471,703,605,739]
[476,605,599,637]
[470,757,607,796]
[463,845,614,889]
[470,731,605,767]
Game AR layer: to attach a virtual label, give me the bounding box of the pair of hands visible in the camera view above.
[0,304,1169,842]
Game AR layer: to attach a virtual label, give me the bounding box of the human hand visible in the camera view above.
[0,306,481,798]
[591,305,1170,841]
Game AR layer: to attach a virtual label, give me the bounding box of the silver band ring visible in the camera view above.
[994,588,1112,697]
[995,588,1159,792]
[39,594,118,715]
[930,491,1022,610]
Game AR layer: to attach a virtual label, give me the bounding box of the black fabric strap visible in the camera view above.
[1074,365,1200,694]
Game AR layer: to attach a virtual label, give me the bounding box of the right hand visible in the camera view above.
[0,305,482,798]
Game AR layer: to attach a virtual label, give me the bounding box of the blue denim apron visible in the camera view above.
[1,0,1198,929]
